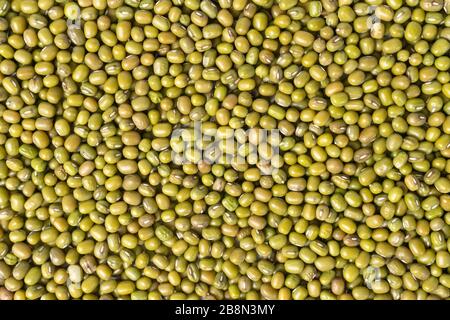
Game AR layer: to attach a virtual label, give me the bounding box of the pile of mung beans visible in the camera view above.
[0,0,449,300]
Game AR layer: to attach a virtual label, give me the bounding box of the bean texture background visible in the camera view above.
[0,0,449,300]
